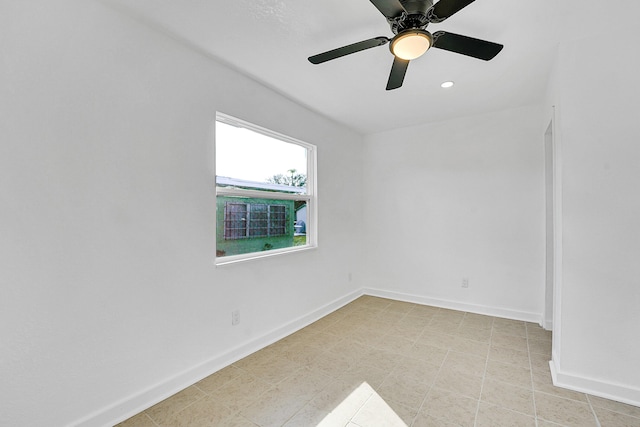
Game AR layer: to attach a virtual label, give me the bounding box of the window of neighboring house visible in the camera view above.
[223,202,287,239]
[215,112,316,264]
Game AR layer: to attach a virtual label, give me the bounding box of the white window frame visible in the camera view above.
[215,112,317,265]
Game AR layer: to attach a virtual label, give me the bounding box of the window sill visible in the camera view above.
[214,244,317,267]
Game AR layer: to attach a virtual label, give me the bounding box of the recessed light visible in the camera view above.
[441,81,455,88]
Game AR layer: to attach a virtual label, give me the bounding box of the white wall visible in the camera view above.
[0,1,363,425]
[548,17,640,404]
[361,106,546,321]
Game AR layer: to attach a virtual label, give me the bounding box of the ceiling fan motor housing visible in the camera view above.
[389,0,434,34]
[400,0,433,15]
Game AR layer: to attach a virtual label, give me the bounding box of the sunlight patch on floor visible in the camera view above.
[318,381,407,426]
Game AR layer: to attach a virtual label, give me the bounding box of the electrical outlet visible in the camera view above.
[231,309,240,326]
[462,278,469,288]
[348,272,352,282]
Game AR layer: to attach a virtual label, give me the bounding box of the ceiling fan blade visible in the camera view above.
[308,37,389,64]
[432,31,503,60]
[427,0,475,23]
[369,0,406,18]
[386,57,410,90]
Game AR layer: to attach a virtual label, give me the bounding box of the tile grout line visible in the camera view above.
[142,411,161,427]
[526,323,541,427]
[587,396,640,420]
[408,306,447,426]
[347,391,377,426]
[348,302,392,426]
[585,394,603,427]
[198,377,266,425]
[526,323,602,427]
[379,305,423,425]
[472,312,494,427]
[411,383,434,426]
[146,385,211,426]
[404,309,432,426]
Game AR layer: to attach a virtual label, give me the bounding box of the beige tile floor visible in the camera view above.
[118,296,640,427]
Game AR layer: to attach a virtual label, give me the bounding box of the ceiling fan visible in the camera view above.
[308,0,503,90]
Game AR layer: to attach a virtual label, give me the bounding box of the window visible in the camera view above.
[215,113,316,264]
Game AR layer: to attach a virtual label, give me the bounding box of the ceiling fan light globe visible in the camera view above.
[391,31,432,60]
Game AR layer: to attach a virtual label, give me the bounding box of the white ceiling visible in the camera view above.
[105,0,567,134]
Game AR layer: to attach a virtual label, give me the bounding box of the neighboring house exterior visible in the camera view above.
[216,177,303,257]
[295,204,307,235]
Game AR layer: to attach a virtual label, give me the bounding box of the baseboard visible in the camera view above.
[550,354,640,407]
[364,287,543,325]
[72,288,364,427]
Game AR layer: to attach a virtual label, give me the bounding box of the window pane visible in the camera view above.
[216,121,307,194]
[216,196,308,258]
[224,203,247,240]
[293,200,307,247]
[268,205,286,236]
[249,204,268,237]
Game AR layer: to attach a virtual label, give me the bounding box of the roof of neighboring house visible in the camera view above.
[216,176,306,194]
